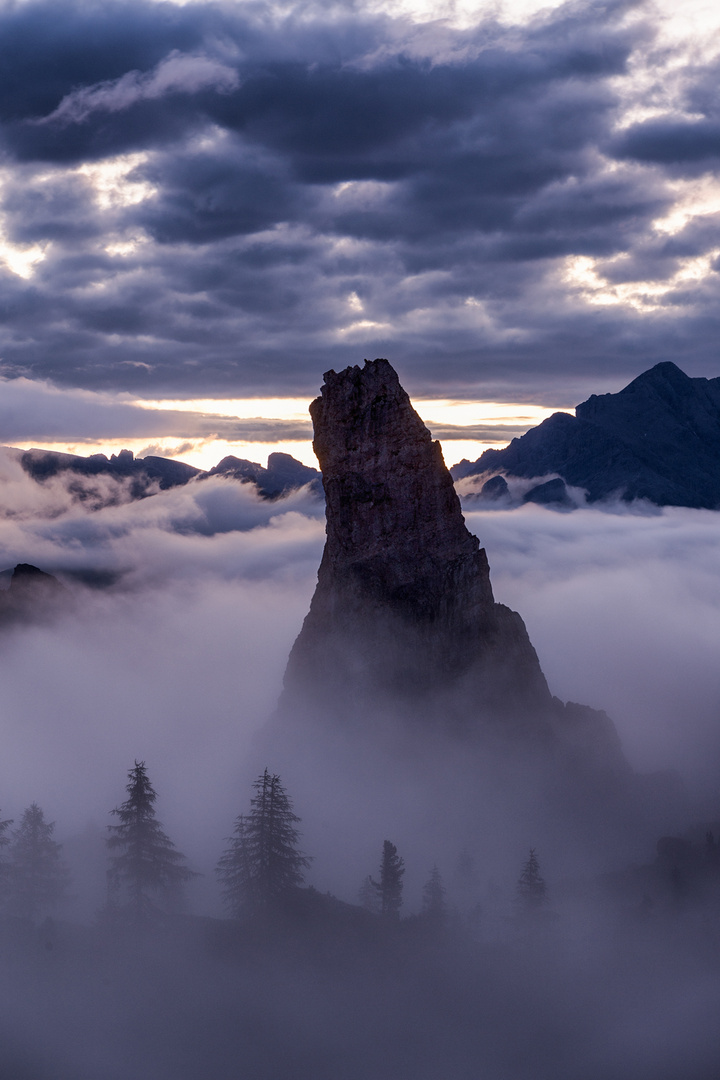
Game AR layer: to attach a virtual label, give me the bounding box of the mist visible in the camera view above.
[1,457,720,1078]
[467,503,720,789]
[0,453,718,883]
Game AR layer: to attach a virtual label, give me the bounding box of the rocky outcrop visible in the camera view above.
[480,474,510,501]
[259,361,690,873]
[522,477,573,508]
[453,362,720,508]
[0,563,65,625]
[208,452,321,498]
[280,360,620,759]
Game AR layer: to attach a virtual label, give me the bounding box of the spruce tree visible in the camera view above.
[216,814,255,917]
[0,810,13,907]
[421,865,447,922]
[6,804,69,921]
[216,769,311,916]
[516,848,547,914]
[107,761,195,921]
[371,840,405,918]
[358,874,380,913]
[0,812,11,858]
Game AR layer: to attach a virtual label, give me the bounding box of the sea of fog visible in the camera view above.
[0,448,718,912]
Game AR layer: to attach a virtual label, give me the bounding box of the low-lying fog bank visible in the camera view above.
[0,458,719,1076]
[0,454,717,897]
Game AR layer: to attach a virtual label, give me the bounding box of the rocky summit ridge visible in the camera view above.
[15,446,320,503]
[454,361,720,508]
[280,359,624,770]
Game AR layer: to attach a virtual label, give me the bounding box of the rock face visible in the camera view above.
[453,361,720,508]
[283,360,564,733]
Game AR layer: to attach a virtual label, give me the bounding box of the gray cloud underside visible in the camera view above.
[427,422,537,441]
[0,377,313,441]
[0,0,719,403]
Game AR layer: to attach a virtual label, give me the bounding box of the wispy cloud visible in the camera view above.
[42,51,239,126]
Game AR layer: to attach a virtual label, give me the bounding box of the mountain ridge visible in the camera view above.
[12,446,321,502]
[452,362,720,508]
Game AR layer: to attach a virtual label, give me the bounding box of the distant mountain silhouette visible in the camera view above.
[20,447,200,499]
[16,447,320,502]
[452,362,720,508]
[208,452,322,498]
[0,563,65,625]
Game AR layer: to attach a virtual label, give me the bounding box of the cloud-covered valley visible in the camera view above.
[0,454,718,909]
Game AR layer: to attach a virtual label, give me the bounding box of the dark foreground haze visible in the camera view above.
[1,449,720,1078]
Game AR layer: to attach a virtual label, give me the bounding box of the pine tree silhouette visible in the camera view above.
[217,769,311,915]
[371,840,405,918]
[107,761,196,922]
[421,865,447,923]
[0,810,12,904]
[516,848,547,914]
[358,874,380,913]
[6,804,69,921]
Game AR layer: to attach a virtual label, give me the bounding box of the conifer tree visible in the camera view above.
[0,810,13,906]
[371,840,405,918]
[216,769,311,915]
[107,761,196,921]
[421,865,447,922]
[0,812,11,856]
[6,804,69,921]
[358,874,380,913]
[516,848,547,914]
[216,814,255,917]
[454,847,478,905]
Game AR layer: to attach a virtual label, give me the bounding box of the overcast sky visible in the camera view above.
[0,0,719,461]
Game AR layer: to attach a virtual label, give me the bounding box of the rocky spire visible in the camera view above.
[282,359,554,731]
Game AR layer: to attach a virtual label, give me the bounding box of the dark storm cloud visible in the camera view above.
[613,120,720,166]
[0,0,717,402]
[0,1,206,125]
[611,51,720,170]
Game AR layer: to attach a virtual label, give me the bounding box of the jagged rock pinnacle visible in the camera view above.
[282,359,554,729]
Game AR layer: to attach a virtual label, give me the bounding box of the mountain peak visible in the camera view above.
[283,358,559,728]
[310,358,481,597]
[460,361,720,508]
[627,360,688,386]
[581,360,694,414]
[0,563,64,625]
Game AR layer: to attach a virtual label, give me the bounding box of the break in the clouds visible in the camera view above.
[0,374,312,446]
[0,0,718,406]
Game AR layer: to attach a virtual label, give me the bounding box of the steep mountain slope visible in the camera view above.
[278,359,626,777]
[453,362,720,508]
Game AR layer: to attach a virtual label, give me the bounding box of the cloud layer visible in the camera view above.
[0,453,717,901]
[0,0,718,403]
[0,374,312,444]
